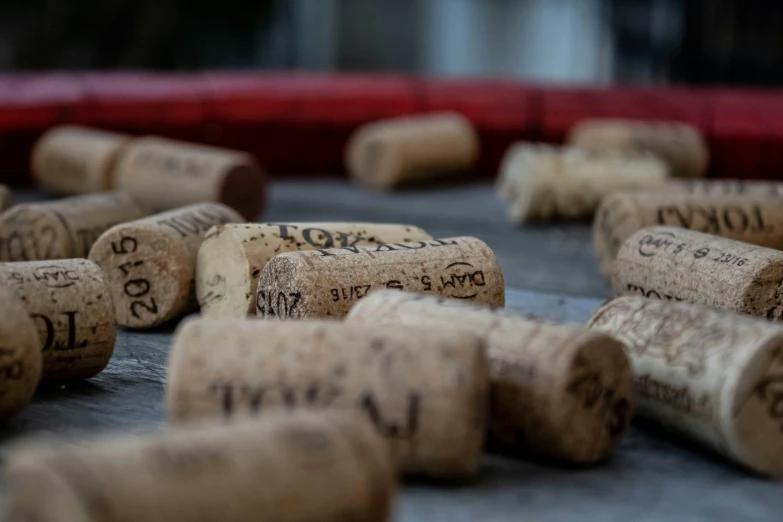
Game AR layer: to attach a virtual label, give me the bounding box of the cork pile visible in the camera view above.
[0,117,782,522]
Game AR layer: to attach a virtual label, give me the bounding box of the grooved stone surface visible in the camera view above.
[0,181,779,521]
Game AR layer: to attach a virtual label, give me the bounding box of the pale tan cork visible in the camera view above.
[197,222,432,318]
[612,226,783,320]
[594,192,783,277]
[347,290,635,464]
[568,119,709,178]
[31,125,131,195]
[0,191,149,262]
[167,318,489,479]
[256,236,504,320]
[0,259,115,380]
[4,411,396,522]
[588,296,783,476]
[89,203,243,329]
[0,286,42,419]
[0,184,11,213]
[497,142,668,223]
[346,112,479,190]
[113,136,266,219]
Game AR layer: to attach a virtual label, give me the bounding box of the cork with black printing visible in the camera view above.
[0,286,42,419]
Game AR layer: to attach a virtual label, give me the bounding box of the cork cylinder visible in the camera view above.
[496,143,669,222]
[167,319,489,479]
[31,125,131,195]
[0,184,11,213]
[5,411,396,522]
[89,203,243,329]
[113,136,266,219]
[197,222,432,318]
[0,259,115,380]
[0,286,42,419]
[347,290,634,463]
[612,226,783,320]
[345,112,479,190]
[568,119,709,178]
[588,296,783,476]
[256,236,504,320]
[0,191,149,262]
[594,192,783,277]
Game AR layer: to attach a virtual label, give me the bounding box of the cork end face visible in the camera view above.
[89,224,193,329]
[219,161,267,220]
[0,206,72,261]
[347,134,400,191]
[256,256,307,320]
[593,193,643,278]
[724,335,783,476]
[196,226,254,319]
[0,289,42,420]
[497,144,558,223]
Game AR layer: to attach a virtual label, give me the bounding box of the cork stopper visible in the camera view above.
[568,119,709,178]
[612,226,783,320]
[89,203,243,328]
[496,142,669,222]
[588,296,783,476]
[0,259,115,380]
[113,136,267,219]
[5,411,396,522]
[0,191,150,262]
[0,286,42,419]
[347,290,634,463]
[256,236,504,320]
[167,318,489,479]
[346,112,479,190]
[197,222,432,318]
[31,125,132,195]
[594,192,783,277]
[0,184,11,213]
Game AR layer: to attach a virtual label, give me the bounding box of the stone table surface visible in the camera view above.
[0,180,780,522]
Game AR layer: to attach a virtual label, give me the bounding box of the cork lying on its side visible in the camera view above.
[612,226,783,320]
[89,203,243,328]
[346,112,479,190]
[31,125,131,195]
[0,286,42,420]
[113,136,266,219]
[568,119,709,178]
[0,259,115,380]
[5,411,396,522]
[0,191,149,262]
[594,192,783,277]
[167,319,489,479]
[0,184,11,213]
[347,290,635,464]
[588,296,783,476]
[256,236,504,319]
[496,143,669,222]
[197,222,432,318]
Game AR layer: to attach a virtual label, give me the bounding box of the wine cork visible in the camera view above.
[497,142,668,222]
[0,184,11,212]
[0,191,149,262]
[89,203,243,329]
[346,112,479,190]
[31,125,131,195]
[197,222,432,318]
[612,226,783,320]
[665,179,783,197]
[588,296,783,475]
[0,259,115,380]
[167,319,489,479]
[113,136,266,219]
[0,286,42,419]
[594,192,783,277]
[347,290,634,463]
[568,119,709,178]
[5,411,396,522]
[256,236,504,320]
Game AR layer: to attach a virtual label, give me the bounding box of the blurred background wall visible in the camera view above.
[0,0,781,86]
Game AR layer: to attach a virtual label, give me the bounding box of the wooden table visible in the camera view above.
[1,181,780,521]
